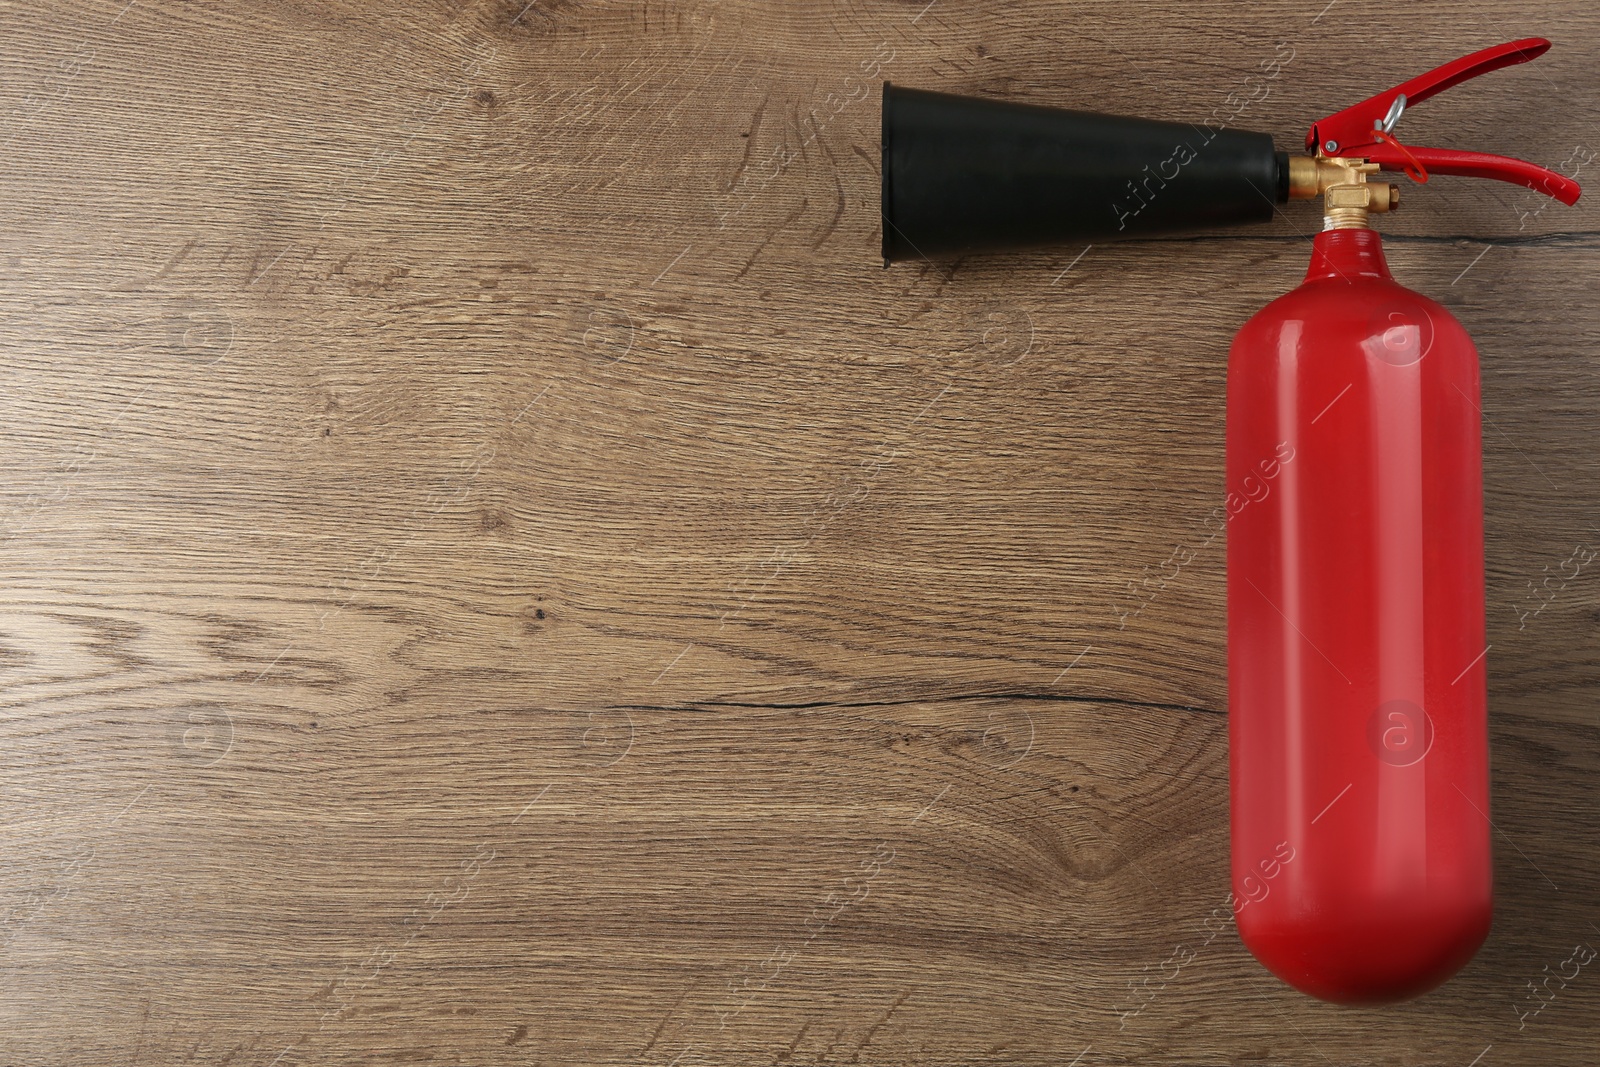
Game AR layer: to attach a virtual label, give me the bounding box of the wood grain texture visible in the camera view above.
[2,1,1597,1063]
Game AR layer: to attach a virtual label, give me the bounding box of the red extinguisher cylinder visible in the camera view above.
[1226,228,1492,1003]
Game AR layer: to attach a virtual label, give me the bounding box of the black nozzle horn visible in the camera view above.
[882,83,1288,261]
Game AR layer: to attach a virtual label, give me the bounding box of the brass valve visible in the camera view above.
[1287,155,1400,230]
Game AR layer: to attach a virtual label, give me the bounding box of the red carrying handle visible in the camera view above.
[1369,144,1581,205]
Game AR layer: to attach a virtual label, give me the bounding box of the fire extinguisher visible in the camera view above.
[879,39,1581,1003]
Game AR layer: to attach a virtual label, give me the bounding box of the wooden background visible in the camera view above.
[2,1,1597,1064]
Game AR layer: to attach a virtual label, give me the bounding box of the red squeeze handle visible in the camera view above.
[1310,38,1551,152]
[1308,37,1582,205]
